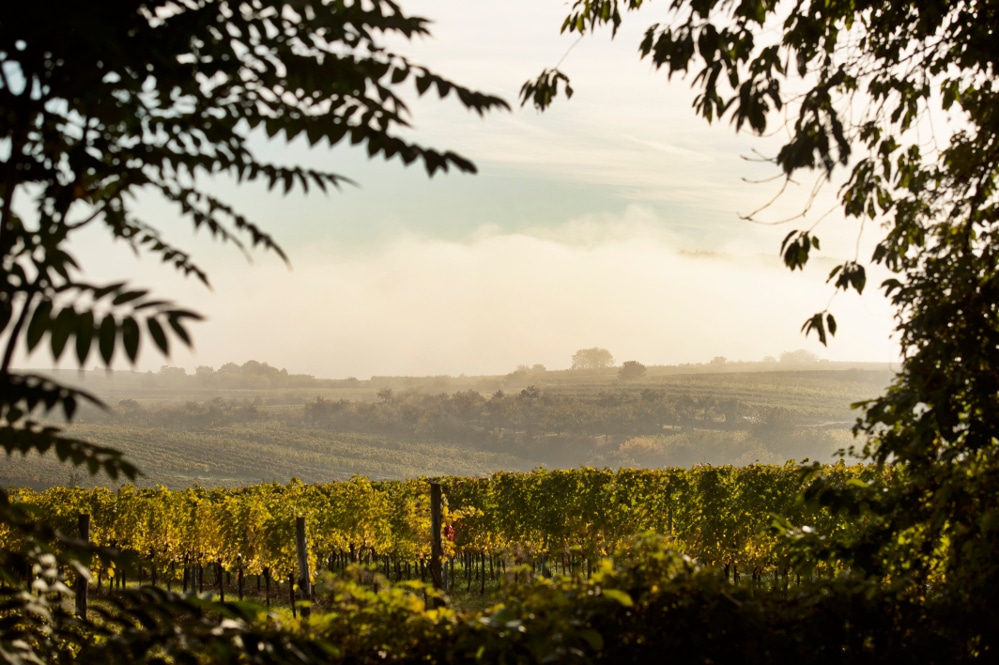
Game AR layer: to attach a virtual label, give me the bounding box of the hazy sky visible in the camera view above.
[24,0,901,378]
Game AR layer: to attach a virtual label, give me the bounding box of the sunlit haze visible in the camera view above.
[18,0,899,379]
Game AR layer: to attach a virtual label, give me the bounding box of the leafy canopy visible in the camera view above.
[1,1,506,661]
[524,0,999,600]
[1,0,507,474]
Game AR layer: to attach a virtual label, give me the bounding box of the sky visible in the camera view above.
[24,0,900,379]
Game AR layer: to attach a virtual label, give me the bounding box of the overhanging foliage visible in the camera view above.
[523,0,999,619]
[1,1,507,661]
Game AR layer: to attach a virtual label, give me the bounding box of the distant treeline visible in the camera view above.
[292,388,842,467]
[299,387,802,441]
[152,360,324,389]
[94,386,825,442]
[111,396,265,429]
[48,356,893,396]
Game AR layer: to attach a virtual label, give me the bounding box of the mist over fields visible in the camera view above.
[3,357,894,489]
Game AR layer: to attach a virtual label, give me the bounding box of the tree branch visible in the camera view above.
[0,275,41,375]
[0,129,26,257]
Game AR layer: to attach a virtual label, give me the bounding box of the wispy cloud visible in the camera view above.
[14,1,900,380]
[40,207,893,378]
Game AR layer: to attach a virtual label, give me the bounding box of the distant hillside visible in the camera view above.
[2,361,895,489]
[29,357,896,402]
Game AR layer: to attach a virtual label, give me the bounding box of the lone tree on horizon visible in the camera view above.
[571,347,614,370]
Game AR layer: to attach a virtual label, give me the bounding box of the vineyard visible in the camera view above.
[3,0,996,656]
[1,364,891,489]
[4,465,887,606]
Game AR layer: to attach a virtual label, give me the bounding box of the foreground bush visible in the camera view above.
[4,529,992,663]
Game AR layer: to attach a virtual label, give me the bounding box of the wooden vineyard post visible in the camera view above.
[264,568,271,607]
[429,482,444,606]
[76,514,90,620]
[295,516,311,618]
[237,555,244,601]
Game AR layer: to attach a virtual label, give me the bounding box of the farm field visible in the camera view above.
[1,361,893,489]
[5,423,537,488]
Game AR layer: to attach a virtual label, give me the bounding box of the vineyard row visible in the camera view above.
[4,464,886,593]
